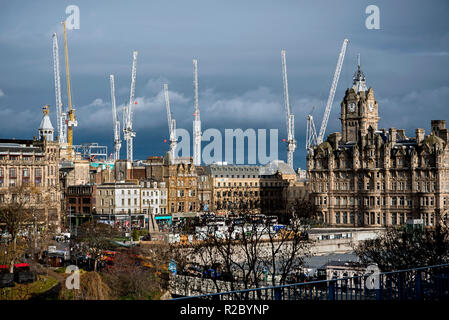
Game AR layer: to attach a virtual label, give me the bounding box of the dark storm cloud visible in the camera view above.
[0,0,448,168]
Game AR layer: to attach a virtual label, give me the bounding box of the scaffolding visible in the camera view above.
[72,143,108,161]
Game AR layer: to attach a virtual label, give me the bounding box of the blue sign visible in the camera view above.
[204,204,209,212]
[273,225,285,232]
[169,260,177,275]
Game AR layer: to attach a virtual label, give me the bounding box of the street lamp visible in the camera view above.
[129,210,132,242]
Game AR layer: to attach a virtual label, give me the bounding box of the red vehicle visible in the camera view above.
[0,263,35,287]
[101,251,118,263]
[0,263,30,272]
[0,265,9,273]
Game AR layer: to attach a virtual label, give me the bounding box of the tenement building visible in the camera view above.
[207,160,307,219]
[307,63,449,227]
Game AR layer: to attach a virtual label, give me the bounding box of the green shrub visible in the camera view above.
[54,266,66,273]
[132,229,149,241]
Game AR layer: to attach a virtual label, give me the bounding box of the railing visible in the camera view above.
[171,263,449,301]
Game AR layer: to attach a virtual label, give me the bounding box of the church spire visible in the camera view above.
[352,53,367,93]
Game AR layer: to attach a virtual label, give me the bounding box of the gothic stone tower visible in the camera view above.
[340,62,380,143]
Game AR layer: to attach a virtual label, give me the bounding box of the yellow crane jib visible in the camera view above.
[62,21,78,159]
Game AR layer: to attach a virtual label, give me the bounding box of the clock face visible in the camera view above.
[368,102,374,112]
[349,103,356,113]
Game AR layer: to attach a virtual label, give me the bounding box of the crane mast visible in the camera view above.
[193,58,202,166]
[306,39,349,153]
[52,33,67,145]
[281,50,296,169]
[316,38,349,145]
[306,113,318,152]
[164,84,177,164]
[62,21,77,159]
[110,75,121,161]
[123,51,138,162]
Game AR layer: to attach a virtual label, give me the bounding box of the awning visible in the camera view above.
[155,216,172,221]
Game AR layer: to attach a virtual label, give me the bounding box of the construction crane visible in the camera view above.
[164,84,177,164]
[306,108,318,151]
[193,58,201,166]
[306,38,349,152]
[109,74,121,161]
[281,50,296,169]
[123,51,138,162]
[62,21,77,159]
[52,32,67,145]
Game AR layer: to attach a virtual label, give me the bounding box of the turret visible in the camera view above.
[38,105,54,142]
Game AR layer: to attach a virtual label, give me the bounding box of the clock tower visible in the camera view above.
[340,58,379,143]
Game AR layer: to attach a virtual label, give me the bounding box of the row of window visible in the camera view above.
[313,170,435,180]
[176,189,196,197]
[99,206,168,215]
[68,206,91,214]
[312,180,437,192]
[0,167,43,178]
[98,189,167,197]
[100,197,168,207]
[0,155,45,161]
[314,157,436,169]
[0,167,57,187]
[214,174,258,178]
[0,192,56,203]
[331,211,435,226]
[317,195,437,207]
[170,201,197,213]
[68,197,91,204]
[215,181,285,188]
[99,189,137,196]
[170,180,197,187]
[216,190,259,197]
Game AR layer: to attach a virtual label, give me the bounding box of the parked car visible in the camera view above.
[14,266,37,284]
[0,263,37,286]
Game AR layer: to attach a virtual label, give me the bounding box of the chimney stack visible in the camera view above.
[416,128,425,143]
[389,128,397,143]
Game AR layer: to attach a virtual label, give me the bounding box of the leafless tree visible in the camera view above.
[355,223,449,272]
[0,185,50,272]
[286,197,319,226]
[102,247,166,300]
[72,220,121,272]
[172,209,313,297]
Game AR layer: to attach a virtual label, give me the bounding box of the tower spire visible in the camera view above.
[352,53,367,93]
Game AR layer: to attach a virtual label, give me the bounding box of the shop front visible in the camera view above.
[155,215,172,232]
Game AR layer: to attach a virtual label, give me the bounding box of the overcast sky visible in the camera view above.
[0,0,448,169]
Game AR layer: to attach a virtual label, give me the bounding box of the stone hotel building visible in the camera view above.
[307,63,449,227]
